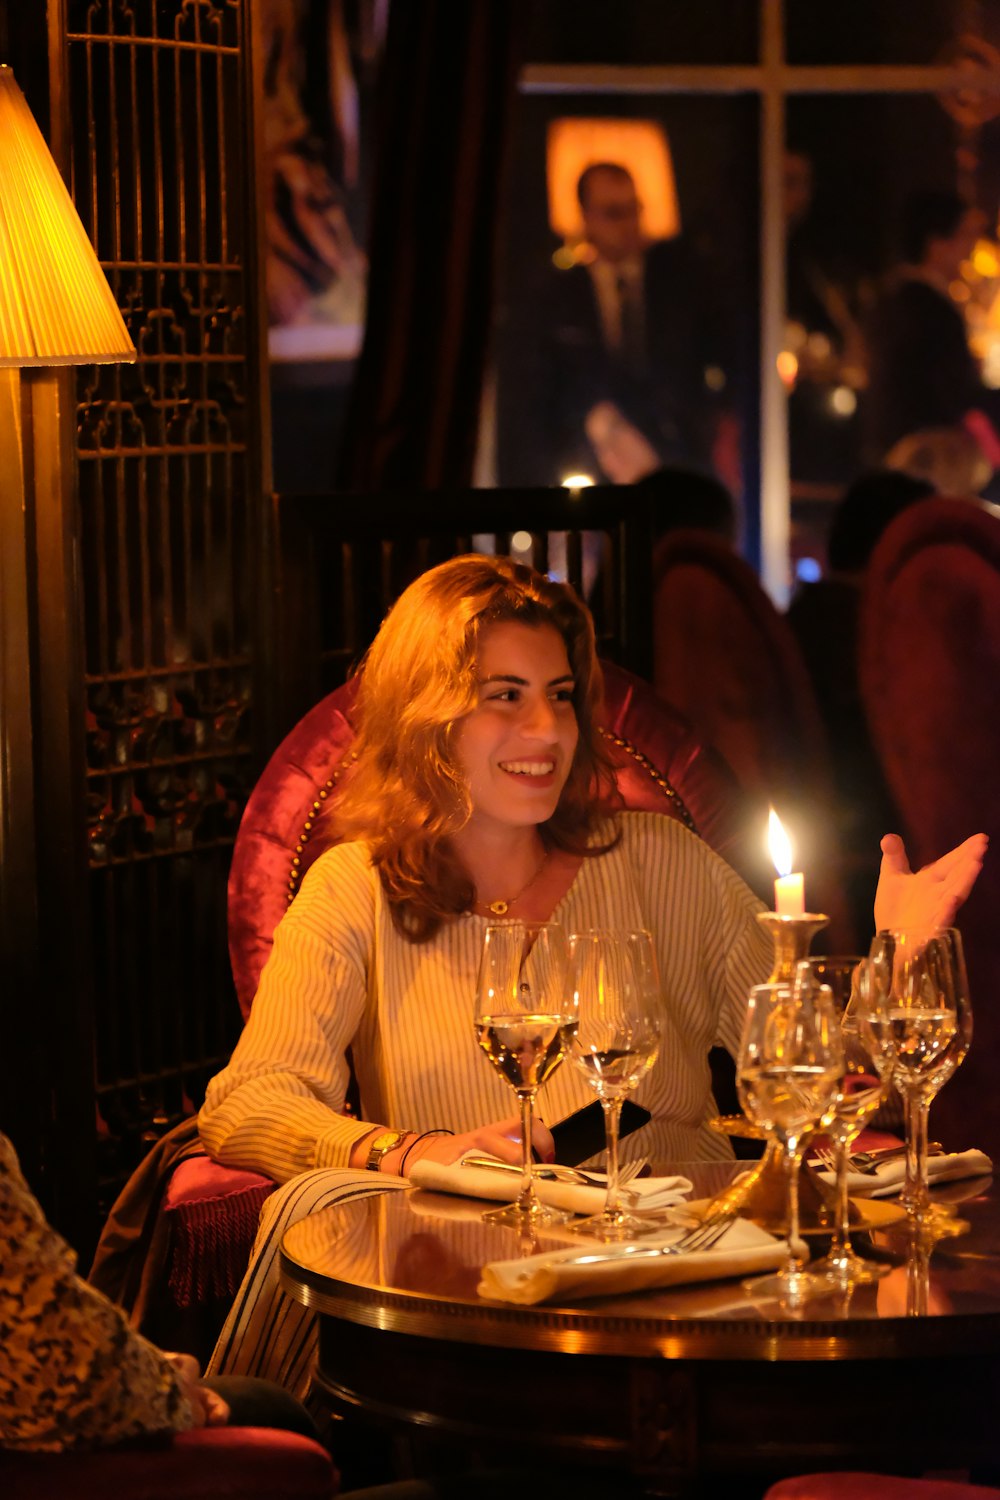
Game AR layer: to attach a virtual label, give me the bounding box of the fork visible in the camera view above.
[812,1143,943,1177]
[565,1211,736,1267]
[463,1154,648,1202]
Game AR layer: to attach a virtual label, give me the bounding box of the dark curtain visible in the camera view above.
[336,0,525,490]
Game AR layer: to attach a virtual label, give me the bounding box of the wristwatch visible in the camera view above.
[365,1128,410,1171]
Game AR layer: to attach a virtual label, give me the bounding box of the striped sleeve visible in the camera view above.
[199,843,382,1180]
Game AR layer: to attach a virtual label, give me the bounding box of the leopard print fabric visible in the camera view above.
[0,1133,192,1451]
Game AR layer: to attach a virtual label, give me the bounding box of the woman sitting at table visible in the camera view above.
[199,554,985,1389]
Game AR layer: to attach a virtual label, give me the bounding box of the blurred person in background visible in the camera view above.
[499,162,731,488]
[863,190,999,467]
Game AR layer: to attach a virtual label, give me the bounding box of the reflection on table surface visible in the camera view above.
[280,1159,1000,1332]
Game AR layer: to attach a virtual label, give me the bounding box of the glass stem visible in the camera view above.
[602,1097,623,1217]
[905,1091,930,1213]
[786,1141,806,1274]
[831,1136,852,1264]
[516,1092,535,1213]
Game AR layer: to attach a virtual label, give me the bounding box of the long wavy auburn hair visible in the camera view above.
[331,554,620,940]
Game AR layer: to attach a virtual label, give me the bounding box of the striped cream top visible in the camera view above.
[199,811,772,1179]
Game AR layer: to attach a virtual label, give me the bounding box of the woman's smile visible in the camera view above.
[455,620,579,829]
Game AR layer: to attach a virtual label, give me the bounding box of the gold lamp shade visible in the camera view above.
[0,64,136,367]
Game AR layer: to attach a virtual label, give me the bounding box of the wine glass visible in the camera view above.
[563,929,661,1240]
[736,974,843,1302]
[799,957,890,1288]
[865,927,972,1223]
[473,920,574,1226]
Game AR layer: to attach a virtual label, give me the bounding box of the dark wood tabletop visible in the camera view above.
[280,1162,1000,1493]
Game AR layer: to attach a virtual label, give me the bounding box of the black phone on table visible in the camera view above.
[546,1099,651,1166]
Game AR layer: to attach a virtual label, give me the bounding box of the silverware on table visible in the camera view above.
[562,1212,737,1267]
[813,1142,944,1176]
[461,1153,648,1200]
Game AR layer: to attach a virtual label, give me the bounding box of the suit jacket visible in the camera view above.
[498,238,720,485]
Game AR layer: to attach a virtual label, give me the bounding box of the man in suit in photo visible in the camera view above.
[499,162,725,487]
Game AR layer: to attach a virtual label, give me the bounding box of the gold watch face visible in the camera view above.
[367,1129,405,1161]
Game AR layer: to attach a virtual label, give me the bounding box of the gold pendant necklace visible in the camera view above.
[479,849,550,917]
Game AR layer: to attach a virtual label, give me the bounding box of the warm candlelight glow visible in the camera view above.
[768,808,805,916]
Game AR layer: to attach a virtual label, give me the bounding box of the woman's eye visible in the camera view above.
[552,688,575,703]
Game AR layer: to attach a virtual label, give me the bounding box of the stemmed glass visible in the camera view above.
[864,927,972,1223]
[473,921,574,1226]
[563,929,661,1240]
[800,957,890,1288]
[736,972,843,1302]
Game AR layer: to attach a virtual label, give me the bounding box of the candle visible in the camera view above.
[768,808,805,916]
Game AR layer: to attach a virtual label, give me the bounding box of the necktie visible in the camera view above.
[617,271,644,374]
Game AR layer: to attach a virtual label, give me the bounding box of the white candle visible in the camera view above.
[768,808,806,916]
[774,871,805,917]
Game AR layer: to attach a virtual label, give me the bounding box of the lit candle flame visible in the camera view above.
[768,807,793,877]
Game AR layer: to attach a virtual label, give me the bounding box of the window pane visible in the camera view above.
[493,93,760,554]
[526,0,759,67]
[786,0,968,66]
[785,91,1000,572]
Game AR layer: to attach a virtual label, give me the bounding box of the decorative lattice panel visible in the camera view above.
[66,0,258,1207]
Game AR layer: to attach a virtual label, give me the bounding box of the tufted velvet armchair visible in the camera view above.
[860,496,1000,1158]
[117,662,769,1348]
[0,1426,336,1500]
[765,1475,1000,1500]
[652,529,855,949]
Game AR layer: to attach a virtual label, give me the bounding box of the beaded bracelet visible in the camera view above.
[400,1127,454,1175]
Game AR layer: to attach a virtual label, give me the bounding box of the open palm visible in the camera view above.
[873,832,988,938]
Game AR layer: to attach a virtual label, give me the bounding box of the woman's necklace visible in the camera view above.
[476,848,551,916]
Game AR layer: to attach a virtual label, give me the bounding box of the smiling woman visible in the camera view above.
[197,552,986,1396]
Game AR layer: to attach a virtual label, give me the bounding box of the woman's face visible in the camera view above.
[454,620,579,835]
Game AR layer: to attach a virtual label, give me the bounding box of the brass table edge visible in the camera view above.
[279,1254,1000,1362]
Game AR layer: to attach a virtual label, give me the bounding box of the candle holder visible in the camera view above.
[708,908,839,1234]
[756,910,830,982]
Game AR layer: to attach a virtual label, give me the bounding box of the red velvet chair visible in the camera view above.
[765,1475,1000,1500]
[652,530,855,949]
[121,663,770,1345]
[859,496,1000,1157]
[0,1427,336,1500]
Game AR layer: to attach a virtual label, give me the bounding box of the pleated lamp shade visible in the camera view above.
[0,64,136,367]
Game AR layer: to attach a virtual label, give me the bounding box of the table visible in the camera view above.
[280,1163,1000,1494]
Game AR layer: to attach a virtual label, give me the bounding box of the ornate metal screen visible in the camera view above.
[65,0,260,1213]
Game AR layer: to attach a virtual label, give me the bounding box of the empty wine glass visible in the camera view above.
[865,927,972,1223]
[737,973,843,1302]
[800,956,890,1288]
[473,921,574,1227]
[564,929,661,1240]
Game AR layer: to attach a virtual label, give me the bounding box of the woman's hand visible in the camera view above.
[163,1352,230,1428]
[399,1116,555,1176]
[873,832,988,939]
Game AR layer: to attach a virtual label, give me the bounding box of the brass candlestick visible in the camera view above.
[708,909,838,1234]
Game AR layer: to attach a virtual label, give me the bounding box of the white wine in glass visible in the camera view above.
[737,975,843,1303]
[474,920,573,1227]
[800,957,889,1289]
[865,927,972,1222]
[565,929,660,1240]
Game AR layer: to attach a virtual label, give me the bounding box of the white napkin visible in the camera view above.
[409,1152,693,1218]
[478,1216,785,1305]
[814,1148,992,1199]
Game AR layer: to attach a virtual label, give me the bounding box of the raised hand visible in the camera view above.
[873,832,988,938]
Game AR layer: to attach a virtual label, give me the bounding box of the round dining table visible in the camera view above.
[279,1162,1000,1495]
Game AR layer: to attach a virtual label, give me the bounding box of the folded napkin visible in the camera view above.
[478,1215,785,1305]
[815,1148,992,1199]
[409,1153,692,1218]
